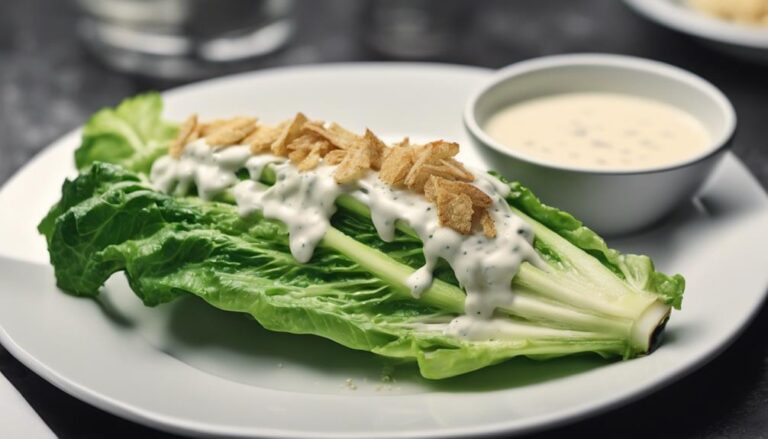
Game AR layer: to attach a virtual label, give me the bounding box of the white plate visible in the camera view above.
[624,0,768,64]
[1,63,767,438]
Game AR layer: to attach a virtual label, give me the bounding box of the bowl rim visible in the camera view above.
[623,0,768,49]
[463,53,737,176]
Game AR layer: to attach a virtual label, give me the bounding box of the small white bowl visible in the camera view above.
[624,0,768,64]
[464,54,736,236]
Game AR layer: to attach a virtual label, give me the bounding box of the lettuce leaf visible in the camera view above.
[75,92,177,173]
[39,163,628,379]
[37,94,685,379]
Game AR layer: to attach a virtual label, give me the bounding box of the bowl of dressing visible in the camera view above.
[464,53,736,236]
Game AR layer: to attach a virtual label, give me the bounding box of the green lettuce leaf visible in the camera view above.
[74,92,177,173]
[39,163,632,379]
[38,94,685,379]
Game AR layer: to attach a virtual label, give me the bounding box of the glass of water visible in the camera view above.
[75,0,295,80]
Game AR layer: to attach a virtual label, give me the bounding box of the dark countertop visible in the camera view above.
[1,0,767,437]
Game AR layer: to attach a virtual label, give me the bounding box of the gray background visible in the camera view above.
[1,0,767,437]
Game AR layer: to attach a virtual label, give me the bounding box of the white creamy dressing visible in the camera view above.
[150,140,543,341]
[150,140,252,200]
[233,161,343,263]
[485,92,711,170]
[354,172,544,339]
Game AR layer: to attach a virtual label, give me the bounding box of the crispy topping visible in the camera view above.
[289,133,324,151]
[332,128,389,184]
[436,158,474,182]
[297,148,323,171]
[404,141,463,192]
[425,176,494,237]
[425,176,492,208]
[363,129,386,170]
[172,113,495,236]
[287,148,309,164]
[271,113,308,156]
[383,140,494,235]
[379,145,415,187]
[286,133,333,171]
[476,208,497,239]
[198,119,225,136]
[334,146,370,184]
[245,122,285,153]
[204,117,258,148]
[324,149,347,165]
[169,114,198,158]
[304,122,362,150]
[437,192,474,235]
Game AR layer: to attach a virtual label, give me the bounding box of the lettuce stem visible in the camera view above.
[258,167,661,352]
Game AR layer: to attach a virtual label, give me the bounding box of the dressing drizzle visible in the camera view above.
[150,140,544,341]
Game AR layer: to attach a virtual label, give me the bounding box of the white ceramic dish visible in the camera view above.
[465,54,736,236]
[624,0,768,63]
[0,63,767,438]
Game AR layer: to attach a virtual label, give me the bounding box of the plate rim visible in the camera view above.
[1,62,768,439]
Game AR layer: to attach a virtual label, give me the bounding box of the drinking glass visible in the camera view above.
[75,0,295,79]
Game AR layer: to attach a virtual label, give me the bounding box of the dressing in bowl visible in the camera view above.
[484,92,712,171]
[464,54,736,236]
